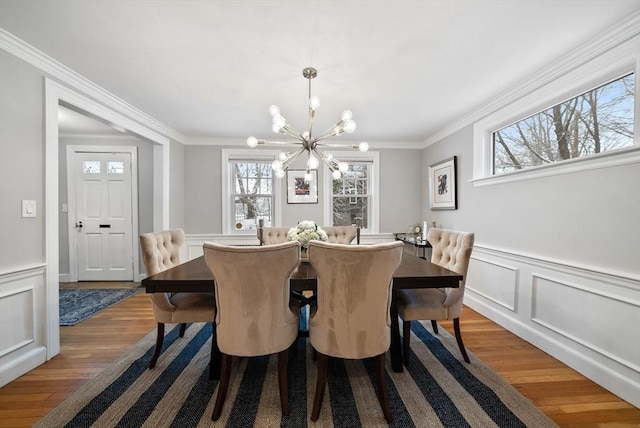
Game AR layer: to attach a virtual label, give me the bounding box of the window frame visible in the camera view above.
[322,150,380,233]
[221,148,282,234]
[472,35,639,187]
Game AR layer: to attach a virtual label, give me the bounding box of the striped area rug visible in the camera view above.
[35,321,557,427]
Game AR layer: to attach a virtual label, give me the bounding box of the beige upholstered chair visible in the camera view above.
[257,226,290,245]
[396,228,475,365]
[322,225,358,244]
[203,241,301,421]
[308,240,404,423]
[139,229,216,369]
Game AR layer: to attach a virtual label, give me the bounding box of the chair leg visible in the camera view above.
[311,352,328,421]
[431,320,439,334]
[374,353,393,423]
[453,318,470,363]
[148,322,164,369]
[179,323,187,337]
[402,320,411,367]
[277,349,290,416]
[212,353,233,421]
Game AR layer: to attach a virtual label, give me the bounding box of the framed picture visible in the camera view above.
[429,156,457,210]
[287,170,318,204]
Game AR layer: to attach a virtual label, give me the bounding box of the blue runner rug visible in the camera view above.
[59,288,142,326]
[35,321,557,427]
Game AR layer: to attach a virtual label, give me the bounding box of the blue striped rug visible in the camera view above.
[35,321,557,427]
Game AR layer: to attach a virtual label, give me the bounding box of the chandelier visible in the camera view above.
[247,67,369,181]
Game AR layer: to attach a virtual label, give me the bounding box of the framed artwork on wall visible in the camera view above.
[287,170,318,204]
[429,156,457,210]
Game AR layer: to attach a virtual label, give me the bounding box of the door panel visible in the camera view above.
[73,152,134,281]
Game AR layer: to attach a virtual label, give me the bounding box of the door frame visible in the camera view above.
[66,145,140,282]
[45,79,171,358]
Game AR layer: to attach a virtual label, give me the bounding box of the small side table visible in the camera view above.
[394,233,431,260]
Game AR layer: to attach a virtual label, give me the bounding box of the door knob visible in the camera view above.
[75,221,83,229]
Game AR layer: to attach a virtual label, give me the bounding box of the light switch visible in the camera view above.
[22,200,36,218]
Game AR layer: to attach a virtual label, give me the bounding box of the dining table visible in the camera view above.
[142,250,462,378]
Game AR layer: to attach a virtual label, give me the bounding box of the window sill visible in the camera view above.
[471,146,639,187]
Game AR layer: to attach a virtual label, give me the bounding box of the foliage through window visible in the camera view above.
[331,162,370,229]
[493,73,634,175]
[231,160,273,231]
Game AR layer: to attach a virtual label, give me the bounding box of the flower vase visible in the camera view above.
[301,247,309,262]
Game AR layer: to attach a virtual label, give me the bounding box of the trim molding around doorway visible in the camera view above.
[45,78,171,359]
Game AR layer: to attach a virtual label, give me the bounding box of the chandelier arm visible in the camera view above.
[314,119,345,142]
[281,125,305,141]
[313,147,336,172]
[281,147,306,170]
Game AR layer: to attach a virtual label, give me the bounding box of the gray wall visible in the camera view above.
[0,50,45,269]
[184,145,423,234]
[421,125,640,273]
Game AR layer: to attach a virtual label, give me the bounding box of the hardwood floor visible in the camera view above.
[0,288,638,427]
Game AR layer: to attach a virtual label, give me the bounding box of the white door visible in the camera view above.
[72,151,134,281]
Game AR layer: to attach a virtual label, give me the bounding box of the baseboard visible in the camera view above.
[0,346,47,388]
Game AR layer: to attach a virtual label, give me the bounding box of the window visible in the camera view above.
[222,149,281,234]
[493,74,634,175]
[331,162,370,228]
[323,151,379,232]
[473,34,638,185]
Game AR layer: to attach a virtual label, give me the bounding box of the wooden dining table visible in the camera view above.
[142,251,462,377]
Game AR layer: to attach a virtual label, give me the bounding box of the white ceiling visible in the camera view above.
[1,1,638,143]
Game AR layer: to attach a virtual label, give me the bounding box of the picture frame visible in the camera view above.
[287,170,318,204]
[428,156,457,210]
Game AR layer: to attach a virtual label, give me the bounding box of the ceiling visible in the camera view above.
[1,1,638,144]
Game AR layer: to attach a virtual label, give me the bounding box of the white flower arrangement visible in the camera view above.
[287,220,328,249]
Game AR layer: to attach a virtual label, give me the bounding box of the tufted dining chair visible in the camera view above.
[203,240,301,421]
[257,226,290,245]
[139,229,216,369]
[322,225,359,244]
[396,228,474,365]
[308,240,403,423]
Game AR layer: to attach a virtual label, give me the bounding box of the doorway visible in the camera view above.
[66,147,139,282]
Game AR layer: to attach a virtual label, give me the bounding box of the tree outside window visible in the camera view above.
[231,160,273,231]
[331,162,370,228]
[493,73,634,175]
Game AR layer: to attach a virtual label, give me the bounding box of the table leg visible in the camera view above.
[209,322,221,380]
[389,292,404,372]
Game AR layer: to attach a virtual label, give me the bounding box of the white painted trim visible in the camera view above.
[220,148,283,234]
[322,150,380,233]
[473,243,640,284]
[464,244,640,406]
[185,136,422,149]
[0,347,47,388]
[472,32,639,183]
[423,12,640,148]
[467,255,519,312]
[531,273,640,373]
[0,285,36,358]
[0,28,185,143]
[65,145,140,282]
[45,79,171,360]
[470,146,640,186]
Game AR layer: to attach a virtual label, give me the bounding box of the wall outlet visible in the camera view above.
[22,200,36,218]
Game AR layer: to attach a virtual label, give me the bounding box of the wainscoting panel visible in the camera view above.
[464,244,640,408]
[184,233,395,261]
[532,274,640,373]
[467,256,518,311]
[0,264,47,387]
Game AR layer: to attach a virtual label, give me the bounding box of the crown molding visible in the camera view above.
[0,27,186,144]
[421,11,640,148]
[184,136,423,150]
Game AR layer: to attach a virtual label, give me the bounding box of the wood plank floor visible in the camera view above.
[0,286,638,427]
